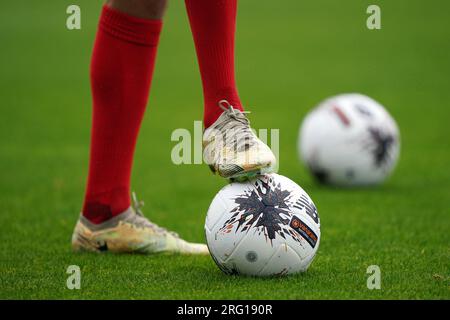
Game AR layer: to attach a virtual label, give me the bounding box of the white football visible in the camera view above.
[205,173,320,277]
[299,93,400,186]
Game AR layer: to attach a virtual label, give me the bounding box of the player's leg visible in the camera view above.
[72,0,207,255]
[185,0,276,180]
[83,0,166,224]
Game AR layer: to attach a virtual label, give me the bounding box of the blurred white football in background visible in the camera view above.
[299,93,400,186]
[205,173,320,277]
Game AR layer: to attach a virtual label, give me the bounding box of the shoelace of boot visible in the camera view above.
[131,192,179,238]
[216,100,256,151]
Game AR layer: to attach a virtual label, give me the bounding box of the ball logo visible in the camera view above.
[289,216,318,248]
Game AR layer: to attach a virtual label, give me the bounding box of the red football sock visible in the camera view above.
[82,5,162,224]
[185,0,243,128]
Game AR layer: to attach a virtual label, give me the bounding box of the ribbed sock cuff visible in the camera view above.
[99,5,163,46]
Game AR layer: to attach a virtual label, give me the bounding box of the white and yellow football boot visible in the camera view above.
[72,193,208,255]
[203,100,277,181]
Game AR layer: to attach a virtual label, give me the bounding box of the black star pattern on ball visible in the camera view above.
[365,127,396,168]
[220,177,297,245]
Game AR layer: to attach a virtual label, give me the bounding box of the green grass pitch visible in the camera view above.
[0,0,449,299]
